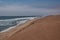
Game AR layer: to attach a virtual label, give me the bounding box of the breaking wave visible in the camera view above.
[0,17,37,32]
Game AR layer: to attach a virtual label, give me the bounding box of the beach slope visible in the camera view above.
[1,15,60,40]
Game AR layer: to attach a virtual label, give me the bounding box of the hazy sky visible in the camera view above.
[0,0,60,16]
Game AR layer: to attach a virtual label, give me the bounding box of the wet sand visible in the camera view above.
[0,15,60,40]
[0,18,39,40]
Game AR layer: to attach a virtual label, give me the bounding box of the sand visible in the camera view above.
[0,18,39,40]
[0,15,60,40]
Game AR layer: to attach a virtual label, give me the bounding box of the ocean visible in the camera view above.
[0,16,37,32]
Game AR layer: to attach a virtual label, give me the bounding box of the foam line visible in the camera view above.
[0,17,37,33]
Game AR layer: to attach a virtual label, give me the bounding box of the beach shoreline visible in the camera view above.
[0,17,40,40]
[0,15,60,40]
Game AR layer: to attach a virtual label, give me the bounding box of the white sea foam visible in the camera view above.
[0,26,16,33]
[0,17,37,33]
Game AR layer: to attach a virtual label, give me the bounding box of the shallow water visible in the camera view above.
[0,16,37,32]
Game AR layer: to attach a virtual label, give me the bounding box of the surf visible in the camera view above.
[0,17,37,32]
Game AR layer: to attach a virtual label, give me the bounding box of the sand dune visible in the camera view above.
[0,15,60,40]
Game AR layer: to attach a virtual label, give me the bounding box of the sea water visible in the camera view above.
[0,16,37,32]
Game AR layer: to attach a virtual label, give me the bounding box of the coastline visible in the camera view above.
[0,17,40,40]
[0,15,60,40]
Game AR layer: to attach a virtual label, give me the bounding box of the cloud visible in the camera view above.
[0,0,60,16]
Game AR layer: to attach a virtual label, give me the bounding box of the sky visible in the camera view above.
[0,0,60,16]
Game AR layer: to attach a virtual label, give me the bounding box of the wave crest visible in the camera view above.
[0,17,37,32]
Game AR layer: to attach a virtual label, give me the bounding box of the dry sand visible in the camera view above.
[0,15,60,40]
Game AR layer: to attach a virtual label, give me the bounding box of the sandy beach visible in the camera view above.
[0,15,60,40]
[0,17,39,40]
